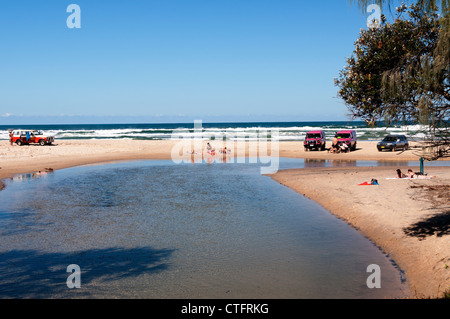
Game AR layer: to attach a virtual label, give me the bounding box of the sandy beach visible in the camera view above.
[271,166,450,299]
[1,139,449,298]
[0,139,435,180]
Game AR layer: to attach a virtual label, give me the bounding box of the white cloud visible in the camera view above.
[2,113,13,117]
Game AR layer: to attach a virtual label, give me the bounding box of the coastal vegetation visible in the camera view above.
[337,1,449,160]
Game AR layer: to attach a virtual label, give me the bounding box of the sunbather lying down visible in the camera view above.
[390,169,436,179]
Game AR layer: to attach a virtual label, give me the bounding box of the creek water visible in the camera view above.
[0,159,410,298]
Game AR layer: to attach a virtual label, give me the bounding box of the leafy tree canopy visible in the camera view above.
[336,2,449,159]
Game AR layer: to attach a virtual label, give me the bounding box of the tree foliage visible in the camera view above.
[348,0,449,15]
[336,2,449,160]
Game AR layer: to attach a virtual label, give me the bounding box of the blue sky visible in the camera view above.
[0,1,396,124]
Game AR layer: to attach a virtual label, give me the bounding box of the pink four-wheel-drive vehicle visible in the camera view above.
[334,130,357,151]
[304,130,326,151]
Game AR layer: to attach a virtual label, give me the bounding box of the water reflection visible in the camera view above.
[186,152,234,164]
[0,160,409,298]
[3,158,448,186]
[304,158,358,168]
[281,158,450,170]
[9,168,54,182]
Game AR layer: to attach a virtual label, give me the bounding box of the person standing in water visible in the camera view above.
[206,142,215,154]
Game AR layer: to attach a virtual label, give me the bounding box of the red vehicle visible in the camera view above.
[304,130,326,151]
[11,130,55,146]
[334,130,357,151]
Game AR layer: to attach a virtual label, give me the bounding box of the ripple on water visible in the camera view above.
[0,159,409,298]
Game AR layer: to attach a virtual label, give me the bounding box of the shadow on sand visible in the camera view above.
[0,246,175,298]
[403,211,450,240]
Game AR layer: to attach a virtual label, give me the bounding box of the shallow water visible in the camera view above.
[0,159,410,298]
[279,157,450,169]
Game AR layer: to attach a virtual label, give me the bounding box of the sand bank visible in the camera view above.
[270,166,450,298]
[0,139,437,180]
[1,139,449,298]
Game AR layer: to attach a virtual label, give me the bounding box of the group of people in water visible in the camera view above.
[206,142,231,154]
[189,142,231,156]
[186,142,232,164]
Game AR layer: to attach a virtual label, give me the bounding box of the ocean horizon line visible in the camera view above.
[0,119,420,128]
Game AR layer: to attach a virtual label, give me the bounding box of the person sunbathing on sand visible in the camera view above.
[396,168,435,179]
[407,169,416,178]
[416,173,436,179]
[396,169,407,178]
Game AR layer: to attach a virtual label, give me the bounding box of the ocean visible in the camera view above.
[0,121,429,141]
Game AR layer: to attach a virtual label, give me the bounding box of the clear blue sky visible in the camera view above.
[0,0,398,124]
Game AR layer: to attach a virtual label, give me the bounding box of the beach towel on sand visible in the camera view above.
[359,179,379,186]
[385,176,434,180]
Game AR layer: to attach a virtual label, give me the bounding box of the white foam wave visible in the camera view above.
[0,124,437,141]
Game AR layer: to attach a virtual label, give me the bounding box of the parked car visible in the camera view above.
[304,130,326,151]
[11,130,55,146]
[334,130,357,151]
[377,135,409,151]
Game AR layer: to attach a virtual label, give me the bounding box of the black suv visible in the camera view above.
[377,135,409,151]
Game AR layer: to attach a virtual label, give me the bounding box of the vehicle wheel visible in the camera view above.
[16,139,23,146]
[321,144,325,151]
[39,139,46,146]
[404,144,409,150]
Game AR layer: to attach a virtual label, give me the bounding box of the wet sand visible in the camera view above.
[1,139,449,298]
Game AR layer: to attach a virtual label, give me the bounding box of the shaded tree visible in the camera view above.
[337,1,449,160]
